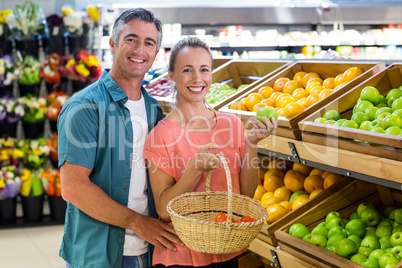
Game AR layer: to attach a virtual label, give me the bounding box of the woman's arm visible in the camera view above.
[147,144,220,222]
[239,116,277,197]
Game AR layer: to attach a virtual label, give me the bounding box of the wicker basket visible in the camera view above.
[167,153,268,254]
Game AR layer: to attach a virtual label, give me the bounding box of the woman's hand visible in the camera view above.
[247,116,277,145]
[192,143,220,172]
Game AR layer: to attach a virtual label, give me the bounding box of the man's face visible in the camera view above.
[110,19,159,80]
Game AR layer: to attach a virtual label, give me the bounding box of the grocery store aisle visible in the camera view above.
[0,224,65,268]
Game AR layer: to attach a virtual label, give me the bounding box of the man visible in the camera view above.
[58,8,181,268]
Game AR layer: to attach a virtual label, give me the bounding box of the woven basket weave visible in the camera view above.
[167,153,268,254]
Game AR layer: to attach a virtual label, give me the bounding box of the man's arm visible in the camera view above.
[60,162,182,251]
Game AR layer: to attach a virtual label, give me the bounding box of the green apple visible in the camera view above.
[314,117,327,124]
[392,109,402,118]
[355,100,375,113]
[376,225,393,238]
[335,238,358,258]
[385,126,402,135]
[324,120,336,125]
[361,207,381,227]
[377,113,392,121]
[342,120,359,129]
[361,86,381,105]
[348,234,363,248]
[361,257,380,268]
[394,208,402,225]
[366,227,377,237]
[256,107,278,124]
[326,244,337,253]
[378,252,400,268]
[289,191,308,203]
[368,119,383,131]
[393,225,402,234]
[378,218,393,227]
[376,103,388,108]
[371,127,385,134]
[382,114,402,129]
[386,88,402,107]
[350,253,368,265]
[289,223,310,239]
[346,219,367,238]
[361,236,381,251]
[366,107,380,121]
[383,207,396,218]
[358,203,376,217]
[327,234,347,247]
[390,245,402,259]
[379,95,387,104]
[375,107,393,119]
[389,210,396,221]
[311,225,328,238]
[379,236,392,250]
[328,217,346,229]
[352,112,369,126]
[370,249,387,260]
[359,246,375,257]
[317,221,328,229]
[350,211,360,220]
[360,121,372,130]
[323,110,341,121]
[303,233,327,248]
[390,232,402,247]
[328,226,347,238]
[326,211,342,222]
[392,98,402,112]
[334,118,347,126]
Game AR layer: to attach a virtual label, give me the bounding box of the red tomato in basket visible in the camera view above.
[240,216,256,223]
[214,213,228,223]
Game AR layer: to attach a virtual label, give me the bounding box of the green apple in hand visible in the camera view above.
[256,107,278,124]
[335,238,358,258]
[390,232,402,247]
[361,207,381,227]
[346,219,367,238]
[289,223,310,239]
[350,253,367,265]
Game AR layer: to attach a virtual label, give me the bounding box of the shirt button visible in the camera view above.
[120,234,124,238]
[127,162,130,166]
[128,137,132,140]
[124,186,128,190]
[64,155,67,158]
[126,113,129,117]
[122,98,126,102]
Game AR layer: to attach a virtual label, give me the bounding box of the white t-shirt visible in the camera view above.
[123,94,149,256]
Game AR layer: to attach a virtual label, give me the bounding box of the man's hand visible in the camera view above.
[132,214,183,251]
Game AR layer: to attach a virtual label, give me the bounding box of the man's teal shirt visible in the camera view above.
[57,70,164,268]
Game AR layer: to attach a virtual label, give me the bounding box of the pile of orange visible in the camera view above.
[230,67,364,119]
[254,160,344,225]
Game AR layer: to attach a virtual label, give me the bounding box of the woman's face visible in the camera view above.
[169,46,212,104]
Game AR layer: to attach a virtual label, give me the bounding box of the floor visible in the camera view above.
[0,224,65,267]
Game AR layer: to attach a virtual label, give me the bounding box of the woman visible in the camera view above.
[143,36,277,267]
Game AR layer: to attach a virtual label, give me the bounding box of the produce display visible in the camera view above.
[253,159,343,225]
[288,203,402,268]
[312,85,402,136]
[229,67,364,118]
[145,77,175,97]
[206,83,248,105]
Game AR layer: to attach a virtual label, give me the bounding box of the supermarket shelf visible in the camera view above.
[257,135,402,190]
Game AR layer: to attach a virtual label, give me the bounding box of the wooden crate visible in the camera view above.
[274,179,397,268]
[219,60,385,140]
[258,176,353,246]
[298,63,402,161]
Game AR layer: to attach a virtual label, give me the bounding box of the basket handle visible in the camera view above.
[205,153,234,223]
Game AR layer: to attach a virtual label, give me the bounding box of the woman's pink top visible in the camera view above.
[143,112,247,267]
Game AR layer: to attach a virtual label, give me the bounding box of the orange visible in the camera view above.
[266,203,288,224]
[273,77,290,92]
[309,189,323,199]
[321,171,331,179]
[267,159,287,171]
[323,77,335,89]
[253,185,266,201]
[270,92,283,103]
[263,174,284,192]
[245,93,264,111]
[304,175,324,194]
[302,72,320,87]
[305,94,320,107]
[279,201,292,212]
[279,96,295,109]
[275,93,291,108]
[292,195,309,210]
[323,173,343,189]
[261,196,281,209]
[310,168,325,176]
[252,102,268,112]
[240,98,247,107]
[258,86,275,99]
[310,86,325,95]
[283,170,306,192]
[264,168,285,179]
[334,73,345,87]
[259,168,267,181]
[334,82,348,91]
[307,77,323,85]
[293,71,307,84]
[343,67,363,82]
[284,102,306,119]
[292,162,313,176]
[292,89,308,101]
[229,101,248,111]
[282,80,302,95]
[274,187,292,202]
[260,191,275,204]
[261,98,275,107]
[305,81,322,94]
[277,108,285,116]
[296,98,307,107]
[319,89,334,100]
